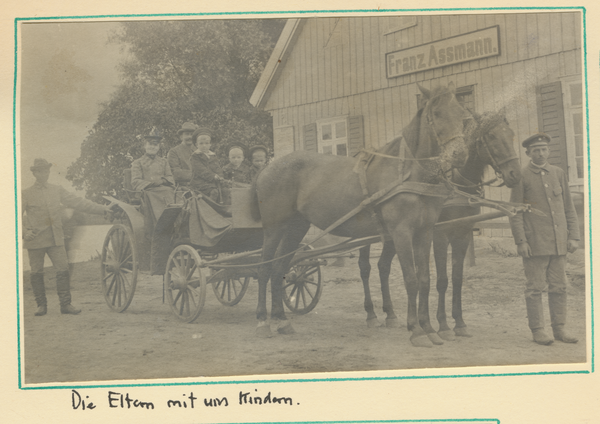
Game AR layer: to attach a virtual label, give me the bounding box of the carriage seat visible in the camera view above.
[122,168,143,205]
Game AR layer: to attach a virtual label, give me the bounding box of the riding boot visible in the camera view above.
[56,271,81,315]
[30,273,47,316]
[525,296,553,345]
[549,292,578,343]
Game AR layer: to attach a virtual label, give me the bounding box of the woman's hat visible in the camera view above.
[30,158,52,171]
[144,127,163,143]
[177,122,198,135]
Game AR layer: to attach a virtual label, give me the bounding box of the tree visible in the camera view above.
[67,19,284,201]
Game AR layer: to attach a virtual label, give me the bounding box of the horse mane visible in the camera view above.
[469,110,507,143]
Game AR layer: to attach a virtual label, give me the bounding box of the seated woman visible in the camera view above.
[223,142,252,185]
[189,127,230,204]
[130,129,175,238]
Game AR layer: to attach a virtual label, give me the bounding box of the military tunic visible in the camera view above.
[509,161,580,256]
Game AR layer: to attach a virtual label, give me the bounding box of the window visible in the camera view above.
[317,118,348,156]
[562,77,584,182]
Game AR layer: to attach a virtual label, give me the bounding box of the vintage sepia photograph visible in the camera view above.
[17,10,588,387]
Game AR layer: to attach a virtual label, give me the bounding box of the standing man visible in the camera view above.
[22,158,112,316]
[509,133,580,345]
[167,121,198,187]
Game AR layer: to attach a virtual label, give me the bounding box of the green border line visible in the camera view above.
[13,6,593,391]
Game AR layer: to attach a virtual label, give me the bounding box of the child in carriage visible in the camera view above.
[223,142,252,185]
[247,144,269,183]
[189,127,230,204]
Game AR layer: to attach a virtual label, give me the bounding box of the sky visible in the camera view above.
[19,21,125,189]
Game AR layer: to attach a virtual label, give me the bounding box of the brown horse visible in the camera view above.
[252,83,469,347]
[358,110,522,343]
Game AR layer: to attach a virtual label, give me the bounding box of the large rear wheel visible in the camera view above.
[101,224,138,312]
[164,245,206,323]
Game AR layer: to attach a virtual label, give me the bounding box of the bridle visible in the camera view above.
[425,91,466,148]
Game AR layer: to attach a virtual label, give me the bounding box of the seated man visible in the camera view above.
[167,121,198,187]
[131,129,175,238]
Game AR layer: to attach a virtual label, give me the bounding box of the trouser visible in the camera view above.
[523,255,568,331]
[27,246,73,307]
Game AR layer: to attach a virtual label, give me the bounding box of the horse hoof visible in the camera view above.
[427,332,444,345]
[366,318,381,328]
[410,334,433,348]
[438,330,456,341]
[385,318,399,328]
[277,321,296,335]
[454,326,472,337]
[256,323,272,338]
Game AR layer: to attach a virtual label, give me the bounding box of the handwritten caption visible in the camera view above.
[71,388,299,411]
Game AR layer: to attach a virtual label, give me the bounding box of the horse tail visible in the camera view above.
[250,178,261,221]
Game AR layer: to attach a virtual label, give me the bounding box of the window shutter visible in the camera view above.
[347,115,364,157]
[536,82,568,174]
[303,123,318,152]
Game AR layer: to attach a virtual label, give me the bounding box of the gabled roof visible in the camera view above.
[249,19,306,109]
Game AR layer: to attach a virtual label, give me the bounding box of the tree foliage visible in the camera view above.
[67,19,284,201]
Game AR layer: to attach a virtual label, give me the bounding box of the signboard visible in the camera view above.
[273,126,294,158]
[386,26,500,78]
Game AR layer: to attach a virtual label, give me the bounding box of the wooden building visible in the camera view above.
[250,12,584,237]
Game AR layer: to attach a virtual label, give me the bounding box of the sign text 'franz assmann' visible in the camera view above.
[386,26,500,78]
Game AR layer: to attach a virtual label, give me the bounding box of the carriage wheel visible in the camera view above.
[211,270,251,306]
[101,224,138,312]
[283,259,322,315]
[164,245,206,323]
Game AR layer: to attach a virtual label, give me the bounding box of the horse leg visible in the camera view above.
[256,225,288,338]
[358,245,380,327]
[414,227,444,346]
[378,240,399,327]
[450,231,473,337]
[269,216,311,334]
[391,229,432,348]
[433,229,454,341]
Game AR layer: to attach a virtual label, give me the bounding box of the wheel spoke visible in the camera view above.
[294,286,302,309]
[186,263,197,280]
[172,286,183,305]
[106,273,117,296]
[103,271,115,282]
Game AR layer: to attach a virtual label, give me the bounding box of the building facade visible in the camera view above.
[251,13,584,237]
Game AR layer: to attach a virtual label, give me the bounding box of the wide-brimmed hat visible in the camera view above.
[177,122,198,135]
[249,144,269,157]
[144,127,163,143]
[192,127,213,142]
[227,141,248,157]
[30,158,52,171]
[522,133,551,149]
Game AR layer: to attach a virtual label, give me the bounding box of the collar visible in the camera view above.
[33,181,48,189]
[527,160,550,174]
[145,153,157,160]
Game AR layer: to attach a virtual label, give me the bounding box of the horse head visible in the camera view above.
[470,110,522,188]
[417,82,469,172]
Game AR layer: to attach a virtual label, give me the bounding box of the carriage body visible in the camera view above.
[100,172,323,322]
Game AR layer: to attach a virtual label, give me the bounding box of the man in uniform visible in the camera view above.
[22,158,112,316]
[131,128,175,239]
[167,121,198,187]
[509,133,580,345]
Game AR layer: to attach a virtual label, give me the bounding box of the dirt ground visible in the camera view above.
[21,239,587,385]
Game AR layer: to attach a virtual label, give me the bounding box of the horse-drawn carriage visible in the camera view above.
[100,84,537,347]
[100,176,334,323]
